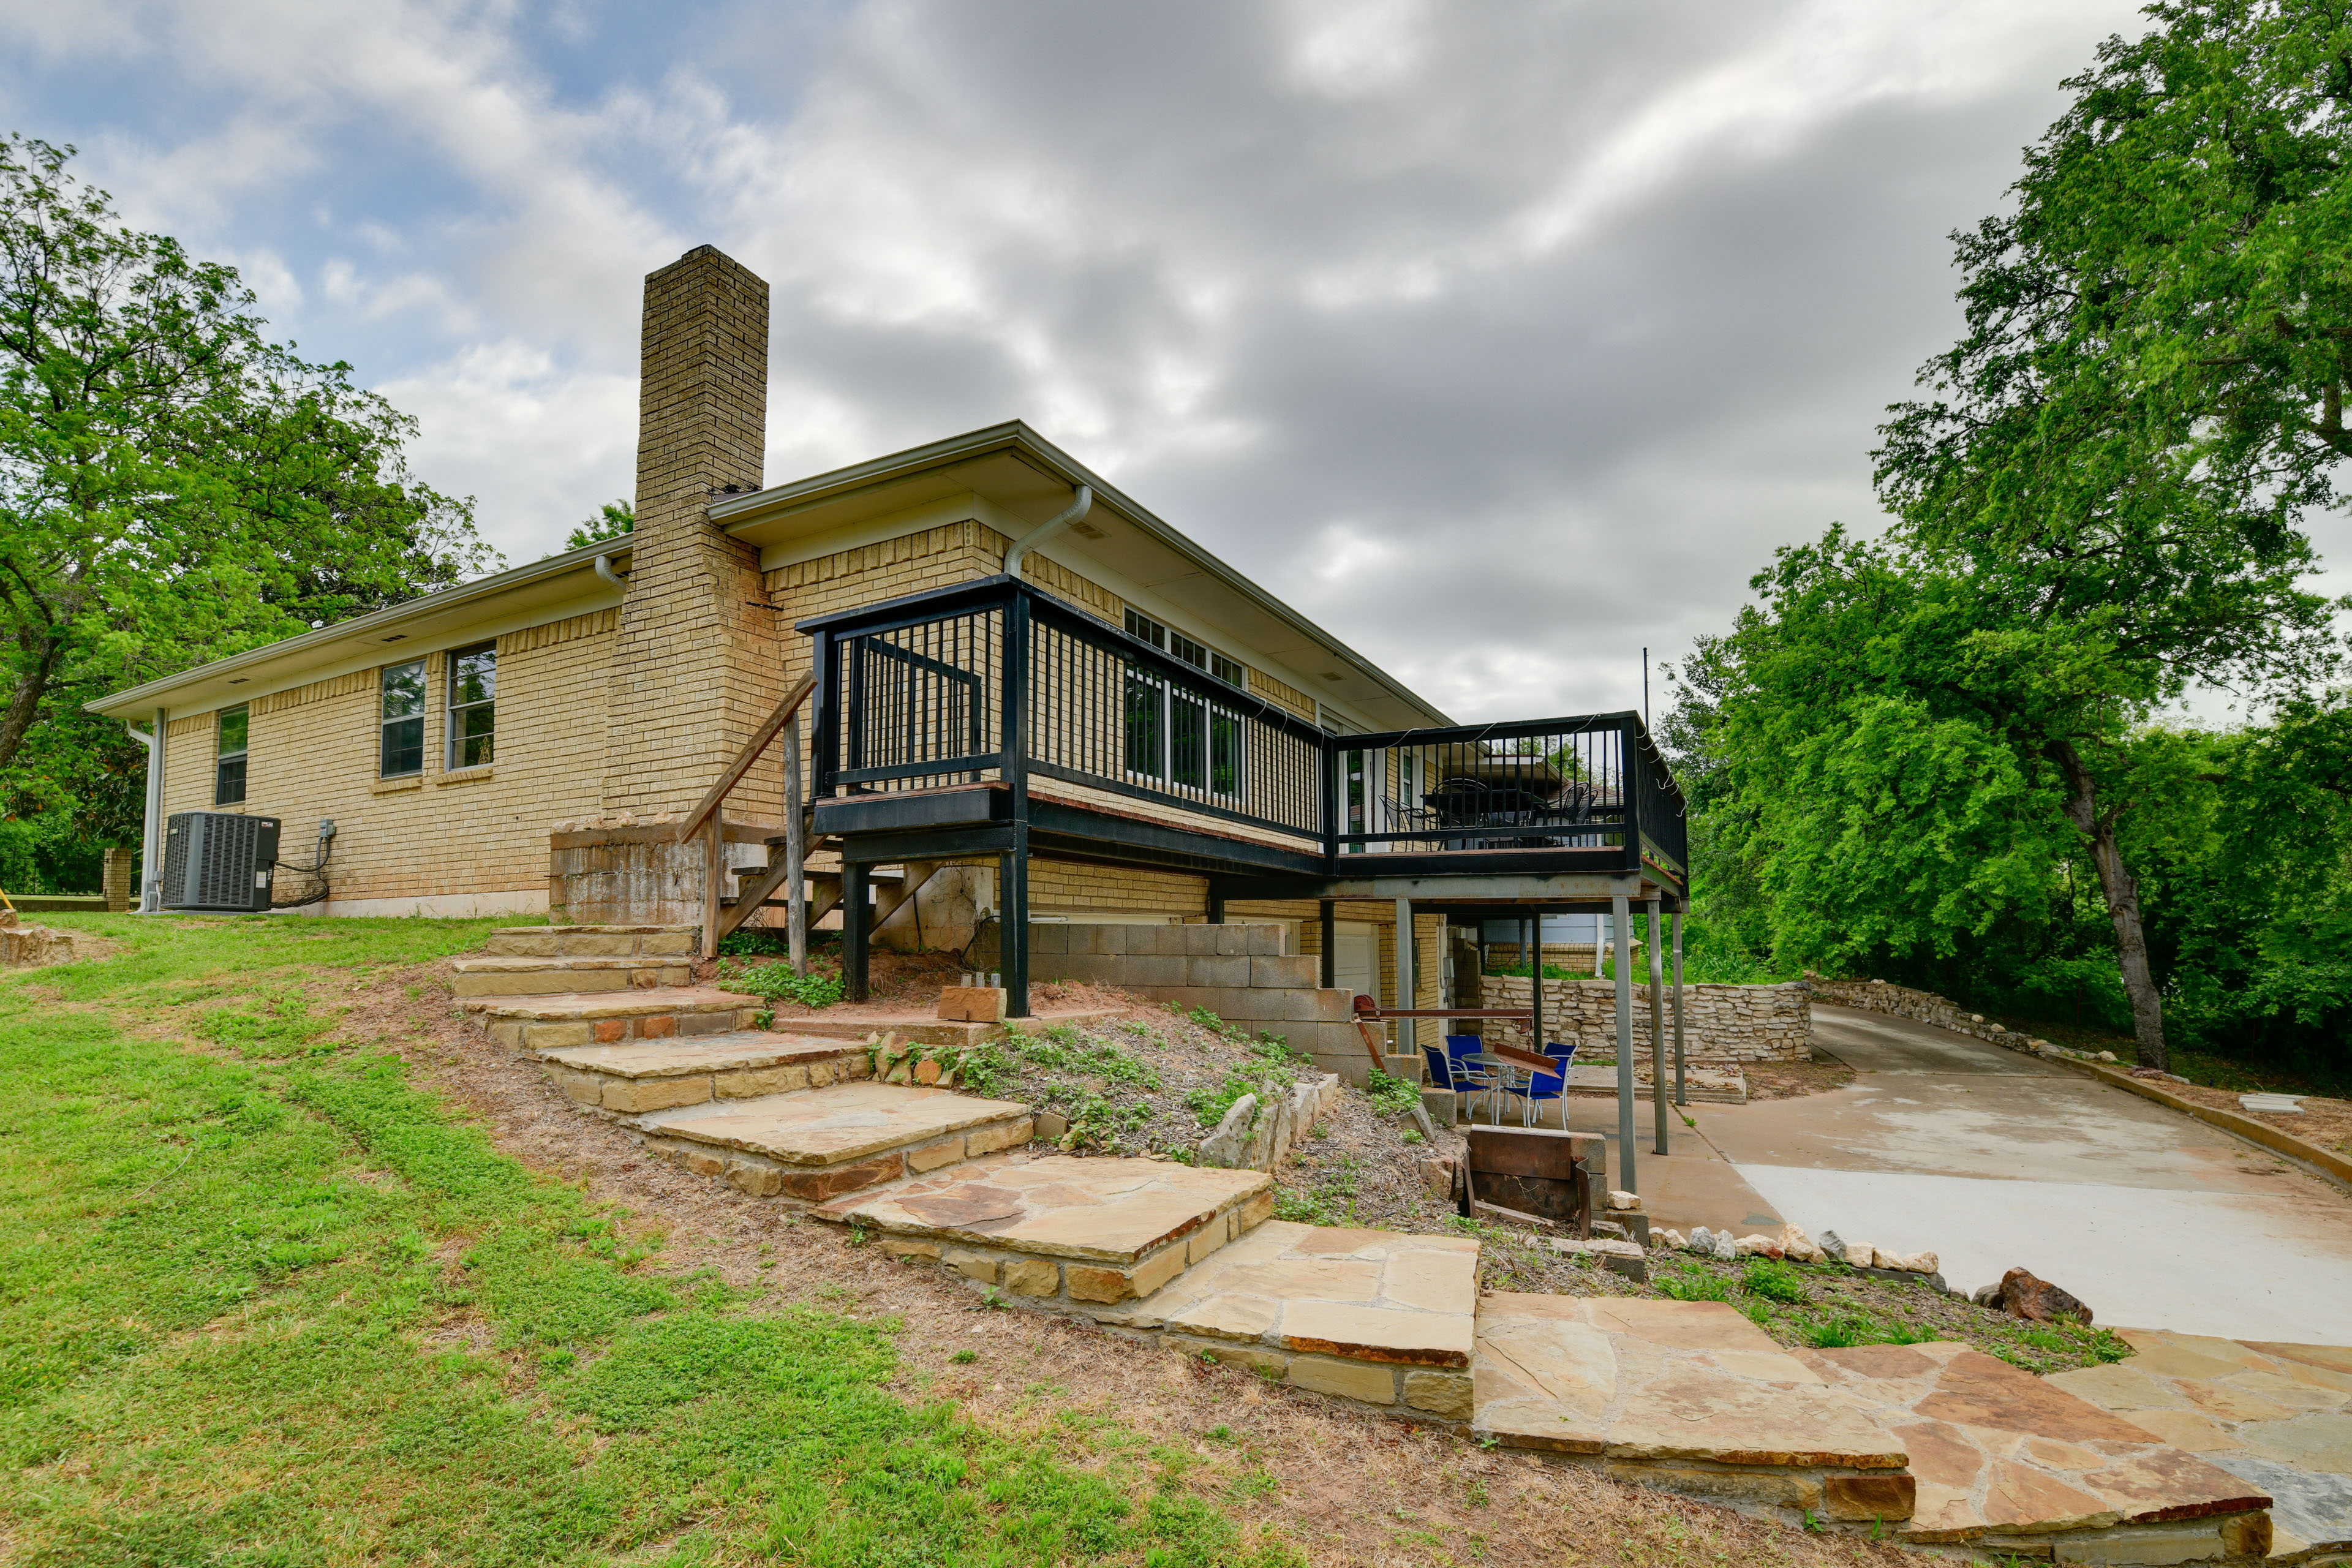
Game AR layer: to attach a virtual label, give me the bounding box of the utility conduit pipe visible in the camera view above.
[1001,485,1091,582]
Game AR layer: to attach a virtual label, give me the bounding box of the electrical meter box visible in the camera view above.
[160,811,279,913]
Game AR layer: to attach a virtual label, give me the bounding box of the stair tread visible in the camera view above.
[634,1081,1030,1167]
[464,986,753,1019]
[822,1153,1270,1267]
[1093,1218,1478,1365]
[491,924,694,935]
[537,1031,859,1079]
[454,955,690,973]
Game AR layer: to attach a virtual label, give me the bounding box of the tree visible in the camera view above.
[564,500,632,551]
[0,136,492,837]
[1868,0,2352,1067]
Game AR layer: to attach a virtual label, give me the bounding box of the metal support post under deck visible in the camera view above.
[1528,911,1545,1052]
[783,714,807,977]
[1672,911,1687,1107]
[1207,885,1226,925]
[842,862,870,1002]
[1393,897,1415,1060]
[1612,887,1637,1194]
[1648,897,1668,1156]
[1000,586,1031,1017]
[1319,901,1336,989]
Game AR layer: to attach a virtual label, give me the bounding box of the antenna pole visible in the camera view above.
[1642,646,1649,728]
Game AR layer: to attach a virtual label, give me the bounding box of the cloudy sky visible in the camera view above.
[4,0,2190,722]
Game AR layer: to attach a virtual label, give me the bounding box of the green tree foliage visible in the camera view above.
[1684,1,2352,1070]
[562,499,631,552]
[0,137,493,867]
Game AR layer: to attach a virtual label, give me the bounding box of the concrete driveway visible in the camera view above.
[1566,1005,2352,1342]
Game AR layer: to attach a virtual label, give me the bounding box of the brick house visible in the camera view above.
[91,246,1688,1038]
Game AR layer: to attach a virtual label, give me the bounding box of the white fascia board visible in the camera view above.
[86,545,626,721]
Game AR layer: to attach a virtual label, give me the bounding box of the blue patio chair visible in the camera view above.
[1426,1041,1499,1121]
[1512,1042,1575,1128]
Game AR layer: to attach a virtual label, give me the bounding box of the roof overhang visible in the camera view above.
[710,421,1450,730]
[86,541,628,721]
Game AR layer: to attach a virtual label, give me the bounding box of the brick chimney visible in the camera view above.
[600,245,777,820]
[550,246,779,925]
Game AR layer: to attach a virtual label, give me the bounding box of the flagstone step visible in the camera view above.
[466,986,763,1050]
[1094,1219,1483,1422]
[633,1082,1036,1202]
[535,1030,870,1114]
[482,924,696,958]
[775,1006,1129,1051]
[1470,1296,2275,1559]
[818,1153,1272,1308]
[451,954,696,997]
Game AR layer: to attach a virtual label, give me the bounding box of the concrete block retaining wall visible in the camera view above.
[1480,974,1812,1063]
[1028,922,1379,1084]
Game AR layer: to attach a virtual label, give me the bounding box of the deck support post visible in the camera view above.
[1612,885,1637,1194]
[1319,900,1335,988]
[1000,585,1031,1018]
[1672,911,1686,1107]
[842,862,870,1001]
[701,819,723,960]
[1528,911,1544,1054]
[1648,897,1668,1156]
[1393,897,1415,1059]
[783,714,806,977]
[1207,884,1226,925]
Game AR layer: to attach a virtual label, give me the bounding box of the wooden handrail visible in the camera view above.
[676,672,816,846]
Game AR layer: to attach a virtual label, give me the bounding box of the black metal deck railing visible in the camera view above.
[798,577,1687,882]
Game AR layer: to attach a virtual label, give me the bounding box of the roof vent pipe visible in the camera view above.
[595,554,628,592]
[1001,485,1091,584]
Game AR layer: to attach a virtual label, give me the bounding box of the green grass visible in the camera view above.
[0,914,1294,1566]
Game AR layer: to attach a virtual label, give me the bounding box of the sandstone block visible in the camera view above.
[564,934,635,956]
[593,1019,629,1043]
[524,1022,594,1050]
[1186,1224,1227,1266]
[639,1014,677,1039]
[1033,1110,1068,1144]
[1130,1243,1188,1299]
[945,1248,999,1284]
[1001,1259,1058,1296]
[715,1065,810,1098]
[1822,1474,1915,1521]
[1599,1462,1817,1510]
[1402,1370,1474,1420]
[892,1240,943,1261]
[1231,1190,1273,1236]
[725,1159,783,1197]
[489,1021,523,1048]
[1287,1355,1396,1404]
[641,932,695,955]
[542,1065,605,1104]
[682,1149,725,1177]
[906,1139,965,1174]
[1065,1265,1134,1303]
[602,1076,712,1114]
[775,1152,903,1200]
[488,934,558,957]
[938,986,1006,1022]
[1166,1334,1287,1376]
[965,1117,1034,1156]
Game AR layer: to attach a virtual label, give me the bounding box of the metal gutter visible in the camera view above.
[710,420,1453,728]
[84,540,630,718]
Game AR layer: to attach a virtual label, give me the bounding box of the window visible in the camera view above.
[447,643,496,769]
[380,659,426,776]
[214,706,248,805]
[1121,609,1245,797]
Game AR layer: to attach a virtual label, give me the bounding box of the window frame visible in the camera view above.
[445,641,496,771]
[1120,609,1246,799]
[380,658,428,778]
[214,704,249,806]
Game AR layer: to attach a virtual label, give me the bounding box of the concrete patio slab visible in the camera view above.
[2051,1330,2352,1558]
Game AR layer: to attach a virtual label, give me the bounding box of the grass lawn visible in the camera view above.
[1,914,1917,1568]
[0,915,1297,1567]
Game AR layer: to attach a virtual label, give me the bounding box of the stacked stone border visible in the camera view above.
[1482,974,1810,1063]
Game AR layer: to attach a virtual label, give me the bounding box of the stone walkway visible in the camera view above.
[2050,1330,2352,1559]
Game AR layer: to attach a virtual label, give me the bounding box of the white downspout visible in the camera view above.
[595,554,628,592]
[129,706,165,912]
[1001,485,1092,583]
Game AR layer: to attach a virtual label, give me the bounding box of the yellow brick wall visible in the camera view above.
[1030,862,1207,918]
[157,609,617,910]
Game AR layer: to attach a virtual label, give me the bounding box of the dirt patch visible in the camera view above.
[2160,1080,2352,1161]
[1743,1056,1856,1100]
[296,961,1910,1567]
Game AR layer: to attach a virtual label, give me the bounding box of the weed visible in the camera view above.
[951,1349,978,1365]
[1363,1067,1422,1119]
[717,959,843,1010]
[1465,1477,1489,1508]
[1656,1267,1732,1303]
[1740,1257,1809,1303]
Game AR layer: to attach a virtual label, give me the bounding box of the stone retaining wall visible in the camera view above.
[1804,974,2047,1055]
[1028,922,1378,1084]
[1479,974,1811,1063]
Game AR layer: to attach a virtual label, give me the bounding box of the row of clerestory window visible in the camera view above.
[209,641,497,806]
